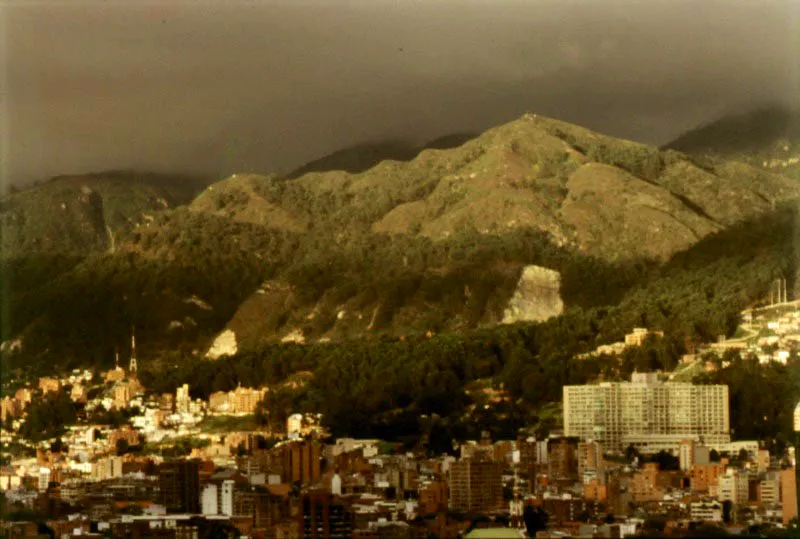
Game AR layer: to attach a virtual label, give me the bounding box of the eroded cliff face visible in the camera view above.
[206,328,238,359]
[502,265,563,324]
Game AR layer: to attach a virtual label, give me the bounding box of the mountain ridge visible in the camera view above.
[664,105,800,180]
[192,112,799,261]
[0,171,209,257]
[3,112,799,372]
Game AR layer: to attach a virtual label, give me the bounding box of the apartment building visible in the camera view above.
[692,463,725,493]
[794,401,800,432]
[717,468,749,505]
[577,441,605,484]
[758,473,781,506]
[782,467,798,526]
[548,438,578,480]
[159,460,200,514]
[449,460,503,514]
[208,386,267,415]
[563,373,730,453]
[690,500,723,522]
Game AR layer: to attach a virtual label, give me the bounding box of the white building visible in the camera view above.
[535,440,549,465]
[563,373,730,453]
[691,500,723,522]
[760,473,781,506]
[794,401,800,432]
[331,473,342,496]
[221,479,234,517]
[92,457,123,481]
[679,440,695,472]
[287,414,303,439]
[201,484,218,515]
[329,438,381,458]
[714,440,759,460]
[37,468,51,492]
[176,384,191,415]
[717,468,749,505]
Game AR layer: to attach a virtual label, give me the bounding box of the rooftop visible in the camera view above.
[465,529,527,538]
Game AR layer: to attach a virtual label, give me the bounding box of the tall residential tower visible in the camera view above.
[563,373,729,453]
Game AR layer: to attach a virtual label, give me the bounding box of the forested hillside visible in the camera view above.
[133,205,800,450]
[2,113,798,416]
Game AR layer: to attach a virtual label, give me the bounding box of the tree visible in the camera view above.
[643,517,666,534]
[116,439,130,456]
[687,523,729,537]
[649,450,679,471]
[737,448,750,463]
[523,505,549,535]
[119,504,143,516]
[625,445,641,464]
[722,500,733,524]
[50,439,66,453]
[19,391,77,441]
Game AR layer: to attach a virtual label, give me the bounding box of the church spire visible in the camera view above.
[129,327,138,374]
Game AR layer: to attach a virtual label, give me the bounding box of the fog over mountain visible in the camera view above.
[3,0,798,191]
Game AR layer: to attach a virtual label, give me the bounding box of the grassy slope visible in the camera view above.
[193,114,798,261]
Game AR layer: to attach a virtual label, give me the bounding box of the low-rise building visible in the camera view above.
[690,500,723,522]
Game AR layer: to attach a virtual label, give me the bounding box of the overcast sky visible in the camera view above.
[2,0,798,190]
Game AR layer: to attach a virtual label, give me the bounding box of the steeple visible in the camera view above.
[129,328,138,374]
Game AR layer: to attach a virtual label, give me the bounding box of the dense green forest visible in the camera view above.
[696,351,800,453]
[0,209,648,378]
[4,202,800,449]
[132,205,800,447]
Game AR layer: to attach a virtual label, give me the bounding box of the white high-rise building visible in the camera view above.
[679,439,696,472]
[287,413,303,439]
[176,384,191,415]
[201,484,218,515]
[221,480,234,517]
[794,401,800,432]
[563,373,730,453]
[37,468,51,492]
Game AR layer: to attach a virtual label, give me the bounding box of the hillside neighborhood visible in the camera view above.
[2,302,799,538]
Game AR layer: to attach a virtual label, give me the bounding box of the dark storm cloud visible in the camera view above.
[2,0,798,190]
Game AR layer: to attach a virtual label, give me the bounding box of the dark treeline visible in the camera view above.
[139,320,617,443]
[137,205,800,446]
[696,351,800,454]
[1,212,648,380]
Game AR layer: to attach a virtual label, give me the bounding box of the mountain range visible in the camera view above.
[2,108,800,376]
